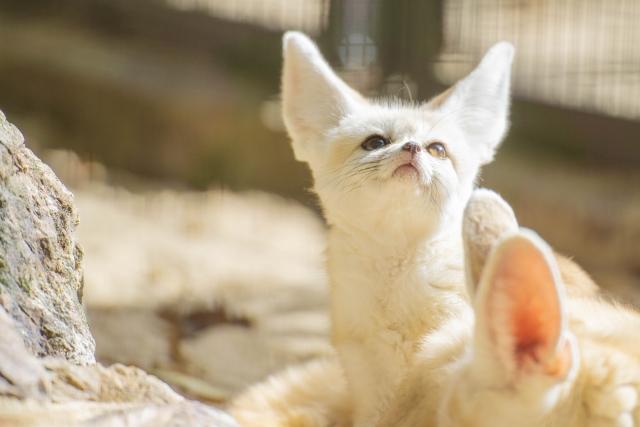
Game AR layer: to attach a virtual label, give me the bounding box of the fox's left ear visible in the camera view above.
[428,42,514,165]
[473,230,575,382]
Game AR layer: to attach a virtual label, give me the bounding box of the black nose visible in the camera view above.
[402,142,421,154]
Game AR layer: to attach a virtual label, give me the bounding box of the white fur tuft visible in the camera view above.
[462,188,518,298]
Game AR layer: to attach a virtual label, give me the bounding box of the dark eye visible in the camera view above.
[361,135,389,151]
[426,142,447,159]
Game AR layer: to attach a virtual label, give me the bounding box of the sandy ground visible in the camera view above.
[75,184,332,404]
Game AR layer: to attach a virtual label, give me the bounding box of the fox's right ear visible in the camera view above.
[473,231,574,384]
[282,32,365,163]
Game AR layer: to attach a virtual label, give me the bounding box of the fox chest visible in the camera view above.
[330,269,437,362]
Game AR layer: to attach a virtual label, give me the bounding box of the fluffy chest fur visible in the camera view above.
[328,230,467,340]
[327,229,467,425]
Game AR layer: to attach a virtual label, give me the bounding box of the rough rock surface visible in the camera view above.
[0,304,238,426]
[0,110,238,426]
[0,110,94,364]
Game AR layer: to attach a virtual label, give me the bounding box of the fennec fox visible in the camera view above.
[233,31,514,427]
[379,190,639,427]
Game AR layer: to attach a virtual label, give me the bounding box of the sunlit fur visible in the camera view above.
[232,32,514,427]
[378,191,640,427]
[231,358,351,427]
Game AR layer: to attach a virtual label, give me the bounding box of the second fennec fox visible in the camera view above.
[378,190,640,427]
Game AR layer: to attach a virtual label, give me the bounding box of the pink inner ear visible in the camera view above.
[488,239,562,371]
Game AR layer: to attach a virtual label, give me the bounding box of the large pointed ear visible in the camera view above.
[281,32,365,163]
[473,230,574,382]
[429,42,514,165]
[462,189,518,299]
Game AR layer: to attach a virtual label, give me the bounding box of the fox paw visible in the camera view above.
[587,384,639,427]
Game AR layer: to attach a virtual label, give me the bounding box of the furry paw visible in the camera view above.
[587,383,639,427]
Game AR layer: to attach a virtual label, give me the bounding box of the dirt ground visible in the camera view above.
[75,183,331,404]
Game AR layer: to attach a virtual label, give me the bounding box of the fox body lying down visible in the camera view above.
[379,190,640,427]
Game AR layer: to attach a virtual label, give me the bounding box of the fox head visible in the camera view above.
[281,32,514,239]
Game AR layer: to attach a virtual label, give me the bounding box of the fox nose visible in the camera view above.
[402,142,421,154]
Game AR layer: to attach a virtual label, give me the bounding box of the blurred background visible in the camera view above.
[0,0,639,408]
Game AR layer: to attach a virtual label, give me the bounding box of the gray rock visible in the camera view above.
[0,110,94,364]
[0,110,238,426]
[0,303,238,426]
[0,306,47,399]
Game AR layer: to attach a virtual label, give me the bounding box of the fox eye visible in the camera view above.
[426,142,447,159]
[361,135,389,151]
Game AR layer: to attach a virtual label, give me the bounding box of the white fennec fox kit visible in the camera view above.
[378,190,640,427]
[233,32,514,427]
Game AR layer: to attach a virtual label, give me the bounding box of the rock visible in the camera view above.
[0,110,238,426]
[0,303,238,426]
[0,302,238,426]
[0,399,240,427]
[0,306,47,399]
[44,361,181,405]
[0,110,94,364]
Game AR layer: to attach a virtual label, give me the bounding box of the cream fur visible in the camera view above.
[378,190,640,427]
[233,32,514,427]
[230,358,351,427]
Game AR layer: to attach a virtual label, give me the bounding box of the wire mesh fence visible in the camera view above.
[187,0,640,120]
[165,0,331,34]
[438,0,640,120]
